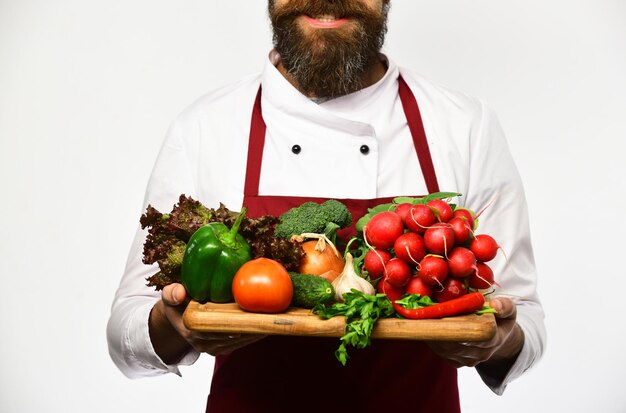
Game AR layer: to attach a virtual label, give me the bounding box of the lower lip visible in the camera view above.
[302,15,349,29]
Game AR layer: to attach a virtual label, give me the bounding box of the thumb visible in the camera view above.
[162,283,189,307]
[489,297,517,320]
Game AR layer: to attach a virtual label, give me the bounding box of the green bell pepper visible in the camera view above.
[181,207,251,303]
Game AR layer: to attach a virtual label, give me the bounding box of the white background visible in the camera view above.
[1,1,625,412]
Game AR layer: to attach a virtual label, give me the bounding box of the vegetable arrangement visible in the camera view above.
[140,195,304,290]
[356,192,501,309]
[140,192,501,364]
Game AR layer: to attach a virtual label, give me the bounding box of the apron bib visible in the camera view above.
[205,77,459,413]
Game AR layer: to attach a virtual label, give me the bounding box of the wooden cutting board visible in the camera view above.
[183,301,496,342]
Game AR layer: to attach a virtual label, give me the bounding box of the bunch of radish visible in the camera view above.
[358,193,500,304]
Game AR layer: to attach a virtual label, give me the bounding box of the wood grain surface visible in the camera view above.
[183,301,497,342]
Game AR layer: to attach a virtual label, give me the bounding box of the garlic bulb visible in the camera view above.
[332,253,375,302]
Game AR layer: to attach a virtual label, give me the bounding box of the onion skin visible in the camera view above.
[319,270,341,282]
[298,240,344,280]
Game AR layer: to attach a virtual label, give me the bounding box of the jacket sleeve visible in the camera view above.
[464,102,547,395]
[106,117,201,378]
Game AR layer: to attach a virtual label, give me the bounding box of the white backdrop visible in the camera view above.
[1,1,625,412]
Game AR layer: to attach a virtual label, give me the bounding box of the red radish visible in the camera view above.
[449,216,472,245]
[405,204,436,234]
[405,277,433,297]
[469,262,495,289]
[447,247,477,278]
[363,249,392,280]
[364,212,404,250]
[377,278,405,298]
[434,277,468,302]
[423,223,455,256]
[392,291,485,319]
[394,203,412,223]
[427,199,454,222]
[384,258,412,287]
[452,208,475,230]
[393,232,426,265]
[417,255,448,287]
[470,234,499,262]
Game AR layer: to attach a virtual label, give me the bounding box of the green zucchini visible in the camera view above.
[289,272,335,308]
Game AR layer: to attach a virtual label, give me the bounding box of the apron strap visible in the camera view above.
[244,76,440,197]
[244,86,266,197]
[398,76,440,194]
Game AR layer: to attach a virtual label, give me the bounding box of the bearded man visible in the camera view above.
[107,1,546,412]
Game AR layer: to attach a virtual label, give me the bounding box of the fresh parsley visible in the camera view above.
[313,289,395,365]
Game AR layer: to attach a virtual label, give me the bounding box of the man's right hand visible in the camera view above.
[149,283,265,364]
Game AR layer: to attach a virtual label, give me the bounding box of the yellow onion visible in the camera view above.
[297,236,344,282]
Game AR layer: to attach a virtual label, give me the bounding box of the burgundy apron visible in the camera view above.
[205,77,460,413]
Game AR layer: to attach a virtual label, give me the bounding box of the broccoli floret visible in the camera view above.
[274,200,352,242]
[274,202,327,238]
[320,199,352,229]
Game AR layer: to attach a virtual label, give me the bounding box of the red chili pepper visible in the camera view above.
[392,292,485,320]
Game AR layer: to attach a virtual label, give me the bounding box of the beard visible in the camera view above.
[269,0,389,98]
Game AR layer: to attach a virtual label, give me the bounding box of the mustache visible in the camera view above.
[269,0,385,23]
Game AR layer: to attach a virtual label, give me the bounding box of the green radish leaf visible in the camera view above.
[422,192,462,202]
[370,203,397,213]
[392,196,421,204]
[355,203,396,232]
[393,192,462,206]
[354,215,370,233]
[392,196,431,205]
[355,193,461,232]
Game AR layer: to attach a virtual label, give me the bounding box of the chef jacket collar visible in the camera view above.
[261,49,400,136]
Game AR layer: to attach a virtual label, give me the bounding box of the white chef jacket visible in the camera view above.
[107,51,546,395]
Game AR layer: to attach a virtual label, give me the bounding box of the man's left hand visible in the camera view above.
[427,297,524,368]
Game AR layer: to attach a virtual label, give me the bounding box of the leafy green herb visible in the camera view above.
[394,294,436,310]
[393,192,462,205]
[313,290,395,365]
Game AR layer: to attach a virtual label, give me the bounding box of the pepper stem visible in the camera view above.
[220,206,248,248]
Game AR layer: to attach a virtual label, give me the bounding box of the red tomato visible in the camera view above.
[232,258,293,313]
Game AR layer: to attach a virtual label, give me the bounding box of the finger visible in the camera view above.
[431,340,490,352]
[196,333,265,344]
[162,283,188,307]
[490,298,517,320]
[451,356,484,368]
[438,353,486,368]
[221,335,266,352]
[193,334,266,356]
